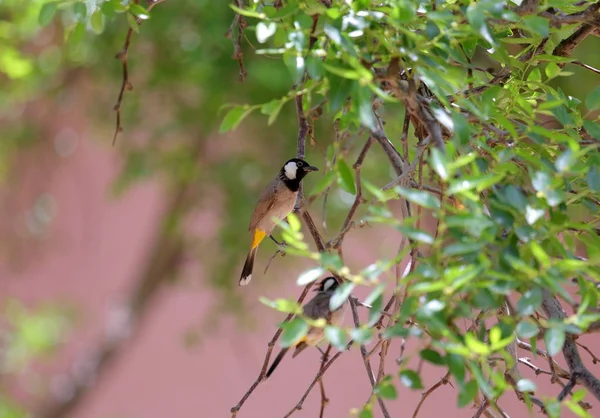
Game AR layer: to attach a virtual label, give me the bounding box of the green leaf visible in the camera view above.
[74,2,87,19]
[395,187,440,210]
[309,171,335,196]
[219,106,254,133]
[337,159,356,195]
[447,353,465,383]
[583,121,600,140]
[230,4,265,18]
[430,148,449,180]
[325,325,347,350]
[458,380,478,407]
[355,84,375,130]
[350,327,373,344]
[39,2,58,26]
[259,297,301,314]
[280,317,310,347]
[90,9,104,34]
[465,332,489,355]
[287,212,301,232]
[396,226,434,244]
[587,166,600,192]
[329,281,354,311]
[523,15,549,37]
[359,407,373,418]
[545,325,566,356]
[297,267,325,286]
[323,63,361,80]
[420,348,445,366]
[516,288,542,316]
[127,13,139,33]
[516,320,540,339]
[545,62,560,79]
[374,377,398,399]
[399,369,424,389]
[585,86,600,111]
[129,3,149,20]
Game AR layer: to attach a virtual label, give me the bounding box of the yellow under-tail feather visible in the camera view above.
[251,228,266,249]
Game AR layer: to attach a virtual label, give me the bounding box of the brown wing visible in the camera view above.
[302,292,333,320]
[248,177,279,232]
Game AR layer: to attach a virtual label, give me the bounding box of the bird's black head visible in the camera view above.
[314,276,339,293]
[279,158,319,191]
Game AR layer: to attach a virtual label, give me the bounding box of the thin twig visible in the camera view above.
[318,346,332,418]
[412,372,451,418]
[283,348,348,418]
[328,137,373,249]
[350,298,392,418]
[112,0,169,145]
[230,282,318,417]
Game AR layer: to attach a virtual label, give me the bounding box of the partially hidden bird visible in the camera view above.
[239,158,318,286]
[265,276,346,379]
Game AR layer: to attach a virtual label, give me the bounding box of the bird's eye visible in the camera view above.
[296,161,303,167]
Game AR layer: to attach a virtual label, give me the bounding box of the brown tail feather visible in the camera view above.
[292,342,308,358]
[266,347,290,379]
[239,247,257,286]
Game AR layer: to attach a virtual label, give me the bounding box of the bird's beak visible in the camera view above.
[305,165,319,172]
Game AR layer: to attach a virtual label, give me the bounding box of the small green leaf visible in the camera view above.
[530,241,550,268]
[395,187,440,210]
[230,4,265,18]
[90,9,104,34]
[39,2,58,26]
[420,348,445,366]
[256,21,277,43]
[585,86,600,111]
[447,353,465,383]
[399,369,424,389]
[309,171,336,196]
[359,407,373,418]
[74,2,87,19]
[129,3,149,19]
[219,106,254,133]
[297,267,324,286]
[287,212,301,232]
[583,121,600,140]
[430,148,449,180]
[458,380,478,407]
[350,327,373,344]
[396,226,434,244]
[259,297,300,314]
[127,12,139,33]
[516,379,537,392]
[545,62,560,79]
[329,282,354,311]
[324,325,347,350]
[281,317,310,347]
[465,332,489,355]
[544,325,566,356]
[587,166,600,192]
[523,15,549,37]
[374,376,398,399]
[516,320,539,339]
[516,288,542,316]
[337,159,356,195]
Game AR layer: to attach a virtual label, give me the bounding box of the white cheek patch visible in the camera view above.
[322,278,336,291]
[284,161,298,180]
